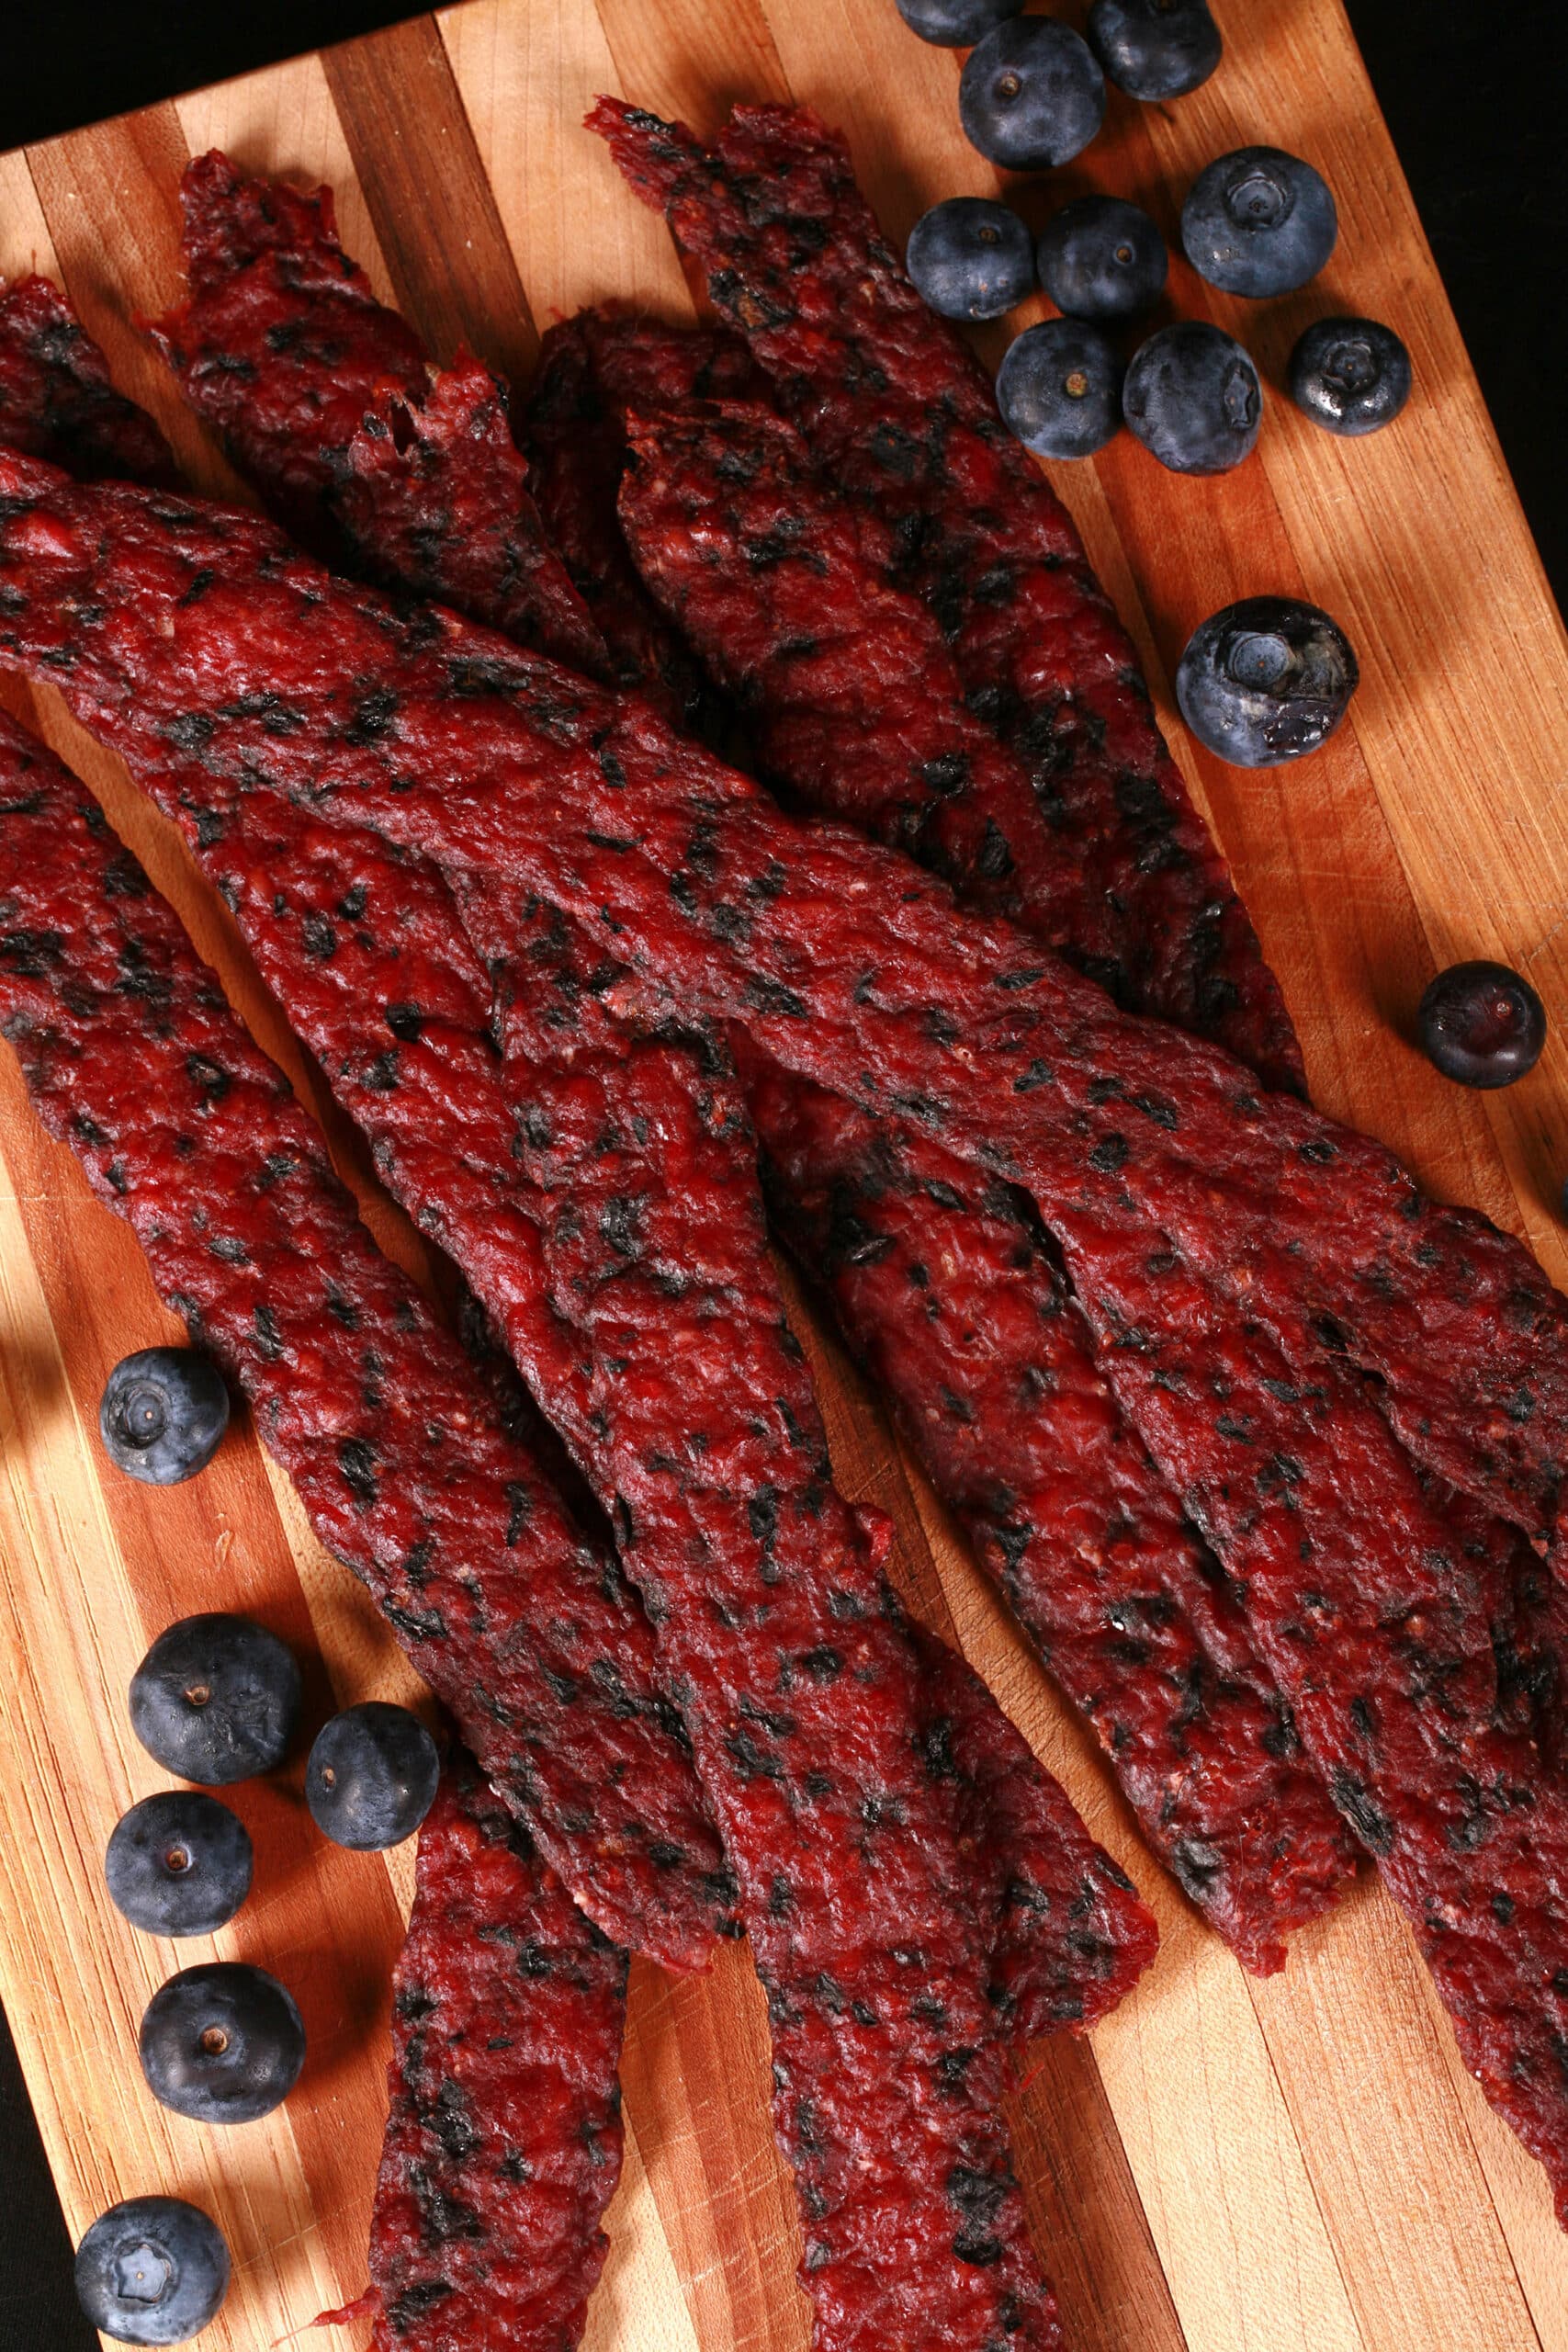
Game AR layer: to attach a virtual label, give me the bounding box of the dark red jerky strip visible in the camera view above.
[349,1747,626,2352]
[1043,1187,1568,2222]
[618,398,1083,946]
[742,1046,1357,1973]
[522,311,756,729]
[0,277,180,489]
[0,714,731,1971]
[592,98,1304,1099]
[512,318,1352,1969]
[461,956,1065,2347]
[2,468,1562,1607]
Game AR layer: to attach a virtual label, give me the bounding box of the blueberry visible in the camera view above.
[959,18,1106,171]
[99,1350,230,1487]
[1122,321,1261,475]
[130,1614,301,1786]
[894,0,1023,45]
[1417,962,1546,1091]
[1088,0,1222,100]
[907,199,1035,322]
[1176,595,1358,766]
[1289,316,1412,437]
[306,1702,440,1850]
[997,321,1123,460]
[1036,196,1167,322]
[1181,147,1337,297]
[74,2197,230,2346]
[140,1961,304,2124]
[106,1792,253,1938]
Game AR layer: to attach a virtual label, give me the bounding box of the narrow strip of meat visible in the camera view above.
[592,96,1304,1098]
[318,1745,628,2352]
[0,711,731,1971]
[0,277,180,488]
[0,461,1551,1566]
[523,311,755,727]
[148,152,607,678]
[3,448,1568,2211]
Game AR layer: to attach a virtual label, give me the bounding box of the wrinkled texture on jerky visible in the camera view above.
[149,153,607,678]
[0,277,179,489]
[523,311,755,728]
[0,713,731,1971]
[355,1748,627,2352]
[592,96,1304,1097]
[744,1045,1357,1972]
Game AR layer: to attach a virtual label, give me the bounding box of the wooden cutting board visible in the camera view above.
[1,3,1565,2346]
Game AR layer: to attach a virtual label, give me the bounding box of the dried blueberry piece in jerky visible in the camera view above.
[149,153,607,680]
[743,1043,1357,1972]
[4,461,1566,1563]
[523,311,758,729]
[592,96,1304,1097]
[0,277,180,488]
[317,1746,628,2352]
[0,718,730,1971]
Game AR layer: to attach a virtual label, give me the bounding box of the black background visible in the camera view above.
[1,5,1563,2346]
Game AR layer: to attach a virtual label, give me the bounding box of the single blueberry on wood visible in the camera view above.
[1036,195,1167,322]
[1289,316,1412,436]
[959,18,1107,170]
[907,198,1035,322]
[306,1701,440,1849]
[1176,595,1358,765]
[1181,147,1337,296]
[74,2197,231,2345]
[1122,321,1262,475]
[1418,962,1546,1090]
[106,1790,253,1937]
[99,1348,229,1486]
[894,0,1023,45]
[139,1961,305,2124]
[997,320,1124,459]
[1088,0,1222,100]
[129,1613,301,1785]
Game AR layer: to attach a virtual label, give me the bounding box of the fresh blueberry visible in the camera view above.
[306,1702,441,1850]
[959,18,1106,171]
[130,1614,301,1786]
[99,1350,230,1487]
[894,0,1023,45]
[140,1961,305,2124]
[74,2197,231,2346]
[1418,962,1546,1090]
[1289,316,1412,437]
[1176,595,1358,766]
[907,198,1035,322]
[997,320,1124,460]
[1122,321,1261,475]
[106,1792,253,1939]
[1036,196,1167,322]
[1181,146,1337,297]
[1088,0,1222,100]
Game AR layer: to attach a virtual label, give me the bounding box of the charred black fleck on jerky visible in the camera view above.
[592,96,1304,1097]
[0,277,180,490]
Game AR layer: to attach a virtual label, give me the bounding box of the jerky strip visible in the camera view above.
[0,464,1559,1575]
[148,152,607,678]
[0,277,179,489]
[321,1746,628,2352]
[0,712,731,1970]
[592,96,1304,1097]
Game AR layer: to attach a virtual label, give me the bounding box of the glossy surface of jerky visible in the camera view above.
[592,97,1304,1096]
[351,1748,627,2352]
[523,311,755,726]
[744,1046,1357,1973]
[0,457,1561,1570]
[0,714,731,1971]
[0,276,179,488]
